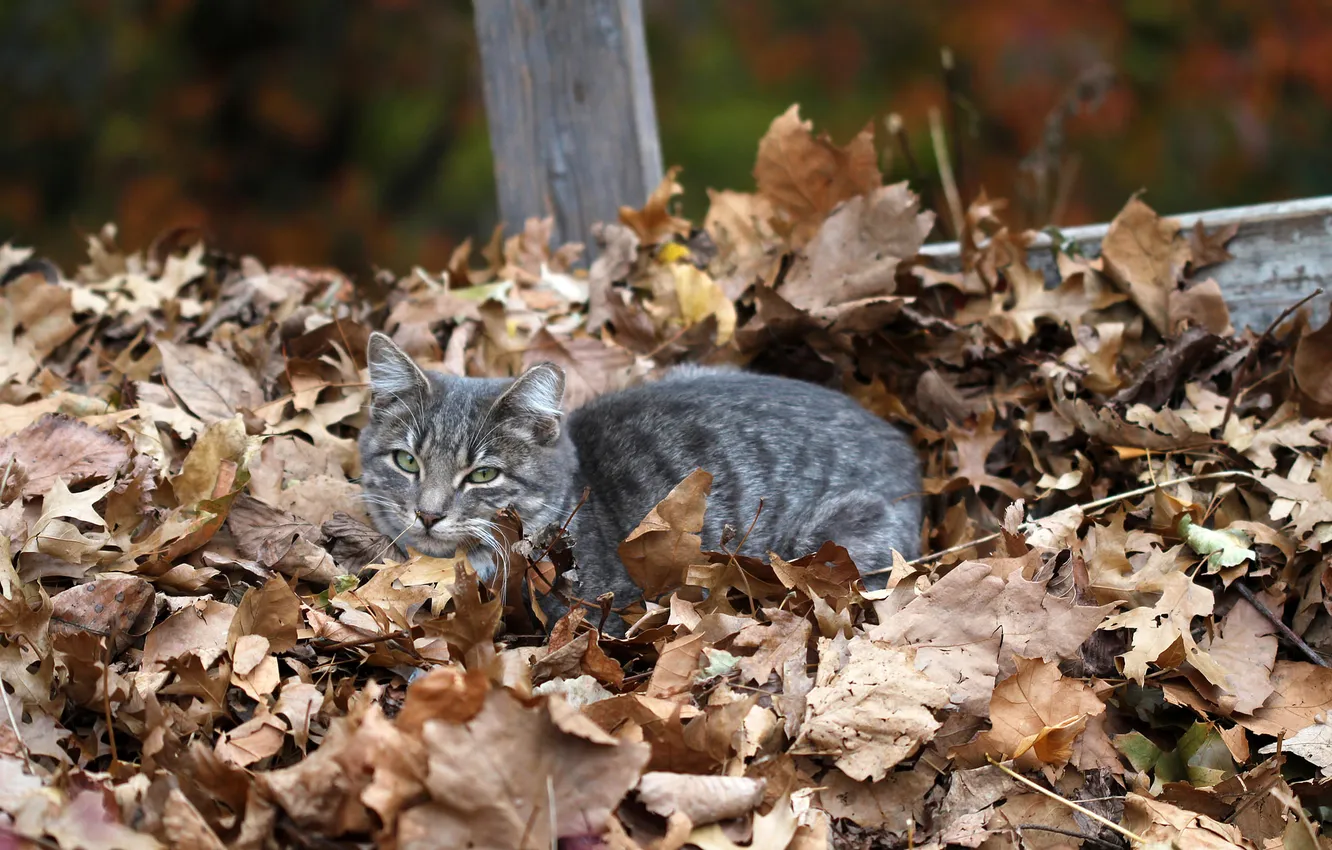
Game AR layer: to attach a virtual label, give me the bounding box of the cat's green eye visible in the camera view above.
[466,466,501,484]
[393,450,420,473]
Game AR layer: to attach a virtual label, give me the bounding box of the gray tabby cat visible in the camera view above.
[358,332,921,628]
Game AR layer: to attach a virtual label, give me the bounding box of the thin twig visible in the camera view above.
[865,469,1262,576]
[940,47,965,194]
[0,455,14,503]
[988,758,1149,846]
[928,107,965,241]
[1017,824,1120,850]
[886,114,923,184]
[0,672,31,773]
[316,628,411,653]
[1233,583,1329,668]
[102,638,118,764]
[1220,287,1323,432]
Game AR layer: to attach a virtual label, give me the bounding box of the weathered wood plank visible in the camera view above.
[473,0,663,251]
[919,196,1332,332]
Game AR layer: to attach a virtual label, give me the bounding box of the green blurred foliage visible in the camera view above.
[1,0,1329,275]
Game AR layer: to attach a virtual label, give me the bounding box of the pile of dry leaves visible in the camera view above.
[1,103,1331,850]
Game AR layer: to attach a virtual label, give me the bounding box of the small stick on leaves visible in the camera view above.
[1220,287,1323,432]
[987,758,1150,847]
[1234,582,1329,668]
[867,469,1262,575]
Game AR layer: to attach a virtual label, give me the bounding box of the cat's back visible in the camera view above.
[565,369,918,533]
[571,368,896,441]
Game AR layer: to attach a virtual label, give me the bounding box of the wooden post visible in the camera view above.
[919,196,1332,333]
[473,0,664,251]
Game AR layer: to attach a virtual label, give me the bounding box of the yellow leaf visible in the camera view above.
[672,264,736,345]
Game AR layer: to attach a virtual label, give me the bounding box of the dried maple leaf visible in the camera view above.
[753,105,880,247]
[400,689,650,849]
[872,560,1114,717]
[618,469,711,599]
[778,183,933,314]
[950,656,1107,775]
[796,636,948,782]
[1099,197,1190,335]
[0,414,130,500]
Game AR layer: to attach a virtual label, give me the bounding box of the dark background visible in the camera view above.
[3,0,1329,274]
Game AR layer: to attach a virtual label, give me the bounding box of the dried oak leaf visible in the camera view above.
[986,260,1113,344]
[619,166,691,245]
[158,341,264,424]
[1188,220,1238,269]
[753,104,880,247]
[796,636,948,782]
[1100,570,1226,687]
[950,657,1107,774]
[398,689,650,850]
[871,560,1114,717]
[943,410,1027,501]
[618,469,711,599]
[1099,196,1190,335]
[732,607,811,686]
[1169,278,1234,336]
[0,414,129,498]
[1122,793,1253,850]
[778,183,933,314]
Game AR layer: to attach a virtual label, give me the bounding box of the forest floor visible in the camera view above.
[0,105,1328,849]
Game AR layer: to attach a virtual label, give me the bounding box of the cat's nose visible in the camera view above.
[416,510,443,528]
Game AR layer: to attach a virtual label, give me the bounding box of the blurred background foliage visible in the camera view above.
[2,0,1330,275]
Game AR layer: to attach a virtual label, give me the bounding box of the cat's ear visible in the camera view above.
[494,362,565,445]
[366,332,428,399]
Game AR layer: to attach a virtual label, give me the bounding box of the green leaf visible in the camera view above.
[696,647,741,682]
[1113,730,1163,772]
[1179,514,1256,572]
[1176,721,1238,788]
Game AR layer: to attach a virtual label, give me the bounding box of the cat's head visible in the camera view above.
[357,332,572,571]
